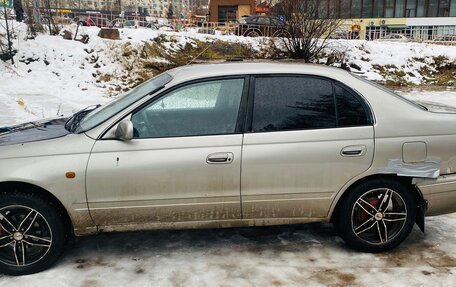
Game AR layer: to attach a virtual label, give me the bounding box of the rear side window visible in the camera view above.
[251,76,371,133]
[252,76,336,132]
[335,84,369,127]
[256,17,270,25]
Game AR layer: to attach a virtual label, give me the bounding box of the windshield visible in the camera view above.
[74,73,173,133]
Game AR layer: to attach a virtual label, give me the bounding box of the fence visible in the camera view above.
[33,10,456,45]
[365,25,456,43]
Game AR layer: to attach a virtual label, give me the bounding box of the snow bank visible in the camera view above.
[1,21,456,287]
[1,21,456,125]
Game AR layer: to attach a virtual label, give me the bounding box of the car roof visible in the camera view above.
[167,62,353,84]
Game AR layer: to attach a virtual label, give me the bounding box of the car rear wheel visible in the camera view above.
[0,192,66,275]
[244,29,262,37]
[335,179,416,252]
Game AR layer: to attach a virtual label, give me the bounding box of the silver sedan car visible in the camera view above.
[1,63,456,275]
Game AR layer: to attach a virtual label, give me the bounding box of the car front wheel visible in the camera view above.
[335,179,416,252]
[0,192,66,275]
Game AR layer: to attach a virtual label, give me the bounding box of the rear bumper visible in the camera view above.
[415,174,456,216]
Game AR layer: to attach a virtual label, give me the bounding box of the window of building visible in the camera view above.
[395,0,406,17]
[329,0,341,18]
[406,0,417,17]
[428,0,439,16]
[340,0,351,18]
[417,0,426,16]
[363,0,374,18]
[385,0,395,17]
[438,0,451,16]
[351,0,362,18]
[319,0,329,18]
[373,0,384,18]
[218,6,237,22]
[451,0,456,16]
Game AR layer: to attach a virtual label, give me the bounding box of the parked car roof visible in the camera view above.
[167,62,350,84]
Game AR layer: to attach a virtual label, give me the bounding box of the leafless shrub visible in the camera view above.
[270,0,342,62]
[42,0,61,35]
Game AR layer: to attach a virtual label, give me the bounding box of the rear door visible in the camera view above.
[241,75,375,219]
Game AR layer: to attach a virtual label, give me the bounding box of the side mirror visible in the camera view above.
[115,120,133,141]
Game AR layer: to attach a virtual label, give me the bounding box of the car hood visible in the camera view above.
[0,118,70,146]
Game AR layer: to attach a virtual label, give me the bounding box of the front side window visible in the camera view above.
[131,78,244,138]
[252,76,336,132]
[75,73,173,133]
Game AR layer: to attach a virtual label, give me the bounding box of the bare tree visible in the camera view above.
[43,0,60,35]
[270,0,342,62]
[23,0,43,38]
[1,0,14,64]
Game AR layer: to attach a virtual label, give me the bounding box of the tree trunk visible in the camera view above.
[3,3,14,64]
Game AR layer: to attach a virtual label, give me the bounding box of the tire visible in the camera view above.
[273,30,290,38]
[0,192,66,275]
[244,29,262,37]
[335,179,416,253]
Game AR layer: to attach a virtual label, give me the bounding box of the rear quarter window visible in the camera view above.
[335,84,370,127]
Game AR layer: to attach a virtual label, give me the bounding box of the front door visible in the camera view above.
[86,77,247,228]
[241,75,375,219]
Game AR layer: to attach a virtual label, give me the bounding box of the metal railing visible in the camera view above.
[32,11,456,45]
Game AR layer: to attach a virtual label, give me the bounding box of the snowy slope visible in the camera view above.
[1,22,456,118]
[1,21,456,286]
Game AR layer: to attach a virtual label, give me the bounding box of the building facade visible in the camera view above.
[208,0,256,22]
[35,0,207,18]
[330,0,456,40]
[310,0,456,19]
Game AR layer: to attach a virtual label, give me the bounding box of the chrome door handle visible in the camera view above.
[207,152,234,164]
[341,145,367,157]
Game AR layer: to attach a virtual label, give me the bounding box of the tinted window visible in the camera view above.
[335,84,369,127]
[256,17,270,25]
[270,18,282,26]
[252,76,336,132]
[132,79,244,138]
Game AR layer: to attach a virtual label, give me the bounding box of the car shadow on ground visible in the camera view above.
[1,218,455,286]
[65,221,451,269]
